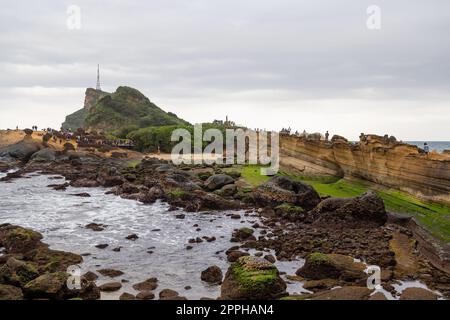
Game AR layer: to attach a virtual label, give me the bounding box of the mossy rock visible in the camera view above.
[0,225,43,254]
[220,256,286,300]
[0,258,40,287]
[30,247,83,273]
[275,203,305,214]
[24,272,74,299]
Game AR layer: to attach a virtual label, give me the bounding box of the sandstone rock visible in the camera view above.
[201,266,223,284]
[400,287,438,300]
[296,253,366,283]
[204,174,234,191]
[251,176,320,210]
[159,288,183,300]
[125,234,139,241]
[307,191,387,227]
[221,256,286,300]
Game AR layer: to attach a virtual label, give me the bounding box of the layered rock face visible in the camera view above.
[280,134,450,205]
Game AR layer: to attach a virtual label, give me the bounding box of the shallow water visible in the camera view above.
[0,173,306,299]
[0,172,441,300]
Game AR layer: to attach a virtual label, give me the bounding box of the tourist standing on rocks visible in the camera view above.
[424,142,430,156]
[325,131,330,141]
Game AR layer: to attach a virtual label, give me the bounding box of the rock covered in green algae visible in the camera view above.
[220,256,287,300]
[296,252,366,283]
[0,257,39,287]
[0,224,43,254]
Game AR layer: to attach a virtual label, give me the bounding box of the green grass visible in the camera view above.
[239,165,271,187]
[236,164,450,242]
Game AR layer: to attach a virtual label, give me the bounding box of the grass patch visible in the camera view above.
[169,190,187,197]
[239,165,271,187]
[235,164,450,242]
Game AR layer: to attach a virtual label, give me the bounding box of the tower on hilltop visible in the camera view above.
[96,64,101,91]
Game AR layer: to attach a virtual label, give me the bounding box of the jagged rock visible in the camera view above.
[296,253,366,283]
[220,256,287,300]
[201,266,223,284]
[306,191,387,227]
[251,176,320,210]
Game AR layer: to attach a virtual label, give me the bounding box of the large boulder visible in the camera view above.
[220,256,287,300]
[204,174,234,191]
[296,253,366,283]
[306,191,387,226]
[250,176,320,210]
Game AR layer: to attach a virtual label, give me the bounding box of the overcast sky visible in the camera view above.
[1,0,449,140]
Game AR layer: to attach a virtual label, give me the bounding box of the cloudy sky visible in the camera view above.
[1,0,449,140]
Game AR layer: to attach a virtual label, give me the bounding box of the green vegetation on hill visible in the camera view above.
[85,86,189,132]
[237,165,450,242]
[62,108,88,131]
[127,122,240,153]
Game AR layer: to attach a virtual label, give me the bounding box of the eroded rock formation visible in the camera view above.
[280,134,450,205]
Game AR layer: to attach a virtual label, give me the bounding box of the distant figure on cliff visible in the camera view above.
[424,143,430,155]
[325,131,330,141]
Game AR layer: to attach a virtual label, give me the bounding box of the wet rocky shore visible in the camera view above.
[1,137,450,300]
